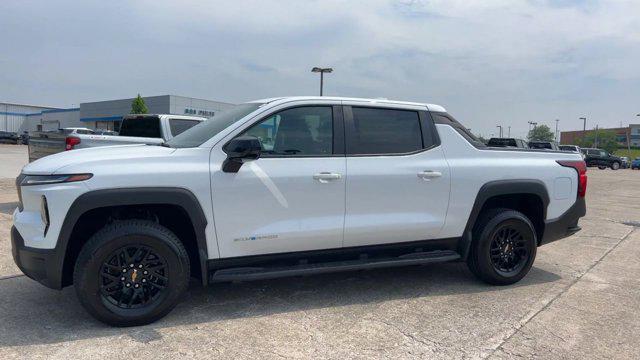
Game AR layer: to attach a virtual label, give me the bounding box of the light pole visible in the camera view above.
[311,67,333,96]
[508,126,511,137]
[496,125,503,137]
[555,119,559,142]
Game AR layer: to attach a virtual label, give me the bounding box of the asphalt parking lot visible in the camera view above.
[0,144,639,359]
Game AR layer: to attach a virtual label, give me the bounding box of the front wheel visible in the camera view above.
[73,220,190,326]
[467,208,537,285]
[611,162,620,170]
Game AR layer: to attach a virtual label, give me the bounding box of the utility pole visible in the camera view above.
[311,67,333,96]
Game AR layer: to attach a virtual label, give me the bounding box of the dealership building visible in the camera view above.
[1,95,234,133]
[560,124,640,147]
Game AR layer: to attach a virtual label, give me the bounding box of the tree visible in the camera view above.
[130,94,149,114]
[527,124,555,142]
[575,130,618,154]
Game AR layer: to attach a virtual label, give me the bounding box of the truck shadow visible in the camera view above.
[0,263,561,347]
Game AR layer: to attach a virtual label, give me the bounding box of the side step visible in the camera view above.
[210,250,460,282]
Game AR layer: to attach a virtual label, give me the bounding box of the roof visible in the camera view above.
[248,96,447,112]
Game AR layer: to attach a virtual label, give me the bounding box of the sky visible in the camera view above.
[1,0,639,138]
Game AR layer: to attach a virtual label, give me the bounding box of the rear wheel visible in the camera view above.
[73,220,190,326]
[598,165,606,170]
[467,208,537,285]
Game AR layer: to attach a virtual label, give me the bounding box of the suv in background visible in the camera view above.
[581,148,622,170]
[487,138,528,148]
[529,141,560,151]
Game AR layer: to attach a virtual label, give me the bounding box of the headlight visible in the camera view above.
[20,173,93,186]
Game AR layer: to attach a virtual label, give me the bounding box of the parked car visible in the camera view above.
[559,144,585,159]
[529,141,560,150]
[27,114,206,162]
[620,156,630,169]
[487,138,528,148]
[12,96,587,326]
[18,131,30,145]
[631,158,640,170]
[581,148,622,170]
[0,131,19,144]
[94,129,118,136]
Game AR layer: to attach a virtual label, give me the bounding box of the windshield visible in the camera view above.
[166,103,262,148]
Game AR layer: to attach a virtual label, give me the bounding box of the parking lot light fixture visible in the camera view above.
[311,67,333,96]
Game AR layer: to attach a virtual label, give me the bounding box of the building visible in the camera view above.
[0,102,59,132]
[560,124,640,147]
[1,95,234,133]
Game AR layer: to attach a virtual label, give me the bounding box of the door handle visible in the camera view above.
[313,172,342,183]
[417,170,442,180]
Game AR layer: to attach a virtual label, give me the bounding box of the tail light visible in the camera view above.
[557,160,587,197]
[65,136,80,150]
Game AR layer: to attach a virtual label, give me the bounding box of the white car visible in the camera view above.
[12,96,587,326]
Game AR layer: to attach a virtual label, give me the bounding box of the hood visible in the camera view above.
[22,144,176,175]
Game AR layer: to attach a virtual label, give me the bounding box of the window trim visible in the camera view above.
[343,105,439,157]
[224,104,345,158]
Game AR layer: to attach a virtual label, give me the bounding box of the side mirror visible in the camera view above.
[222,135,262,173]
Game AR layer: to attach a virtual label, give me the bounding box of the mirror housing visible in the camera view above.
[222,136,262,173]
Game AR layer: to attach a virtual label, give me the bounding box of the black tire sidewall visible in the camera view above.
[471,210,537,285]
[74,221,190,326]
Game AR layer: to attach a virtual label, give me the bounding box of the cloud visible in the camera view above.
[1,0,639,137]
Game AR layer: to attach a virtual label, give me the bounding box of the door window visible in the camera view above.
[242,106,333,156]
[347,107,423,155]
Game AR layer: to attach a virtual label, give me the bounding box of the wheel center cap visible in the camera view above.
[131,269,138,282]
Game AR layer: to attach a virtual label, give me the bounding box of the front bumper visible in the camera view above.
[540,197,586,245]
[11,226,63,289]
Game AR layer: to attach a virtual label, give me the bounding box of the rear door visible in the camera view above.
[342,104,451,247]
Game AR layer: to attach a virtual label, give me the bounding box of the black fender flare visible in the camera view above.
[54,187,208,288]
[458,180,550,260]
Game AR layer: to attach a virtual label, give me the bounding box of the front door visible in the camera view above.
[342,106,451,247]
[211,105,346,258]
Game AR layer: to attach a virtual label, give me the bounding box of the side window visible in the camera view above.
[169,119,200,136]
[242,106,333,156]
[348,107,423,155]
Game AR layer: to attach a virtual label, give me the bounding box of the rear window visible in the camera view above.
[529,142,552,149]
[119,116,162,138]
[169,119,201,136]
[488,138,517,147]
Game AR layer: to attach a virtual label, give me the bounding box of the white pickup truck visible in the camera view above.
[12,96,586,326]
[27,114,206,162]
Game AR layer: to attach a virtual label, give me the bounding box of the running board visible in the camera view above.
[209,250,460,282]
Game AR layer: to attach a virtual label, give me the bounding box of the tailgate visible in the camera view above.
[28,133,66,162]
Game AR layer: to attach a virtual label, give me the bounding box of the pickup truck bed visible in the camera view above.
[27,114,206,162]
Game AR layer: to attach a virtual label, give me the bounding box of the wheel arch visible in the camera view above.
[55,187,208,288]
[458,180,550,260]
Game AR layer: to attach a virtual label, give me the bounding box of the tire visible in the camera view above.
[73,220,190,327]
[467,208,537,285]
[611,162,620,170]
[598,165,606,170]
